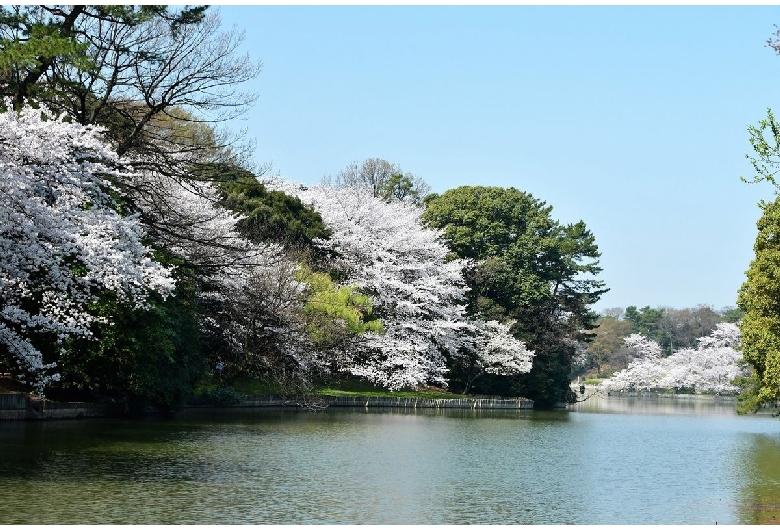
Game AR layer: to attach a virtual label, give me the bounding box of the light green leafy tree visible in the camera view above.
[736,89,780,411]
[745,107,780,188]
[295,264,382,351]
[737,197,780,410]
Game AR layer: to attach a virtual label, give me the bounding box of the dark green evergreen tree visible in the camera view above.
[423,186,607,406]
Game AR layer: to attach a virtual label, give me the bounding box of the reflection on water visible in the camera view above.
[736,433,780,524]
[571,391,742,416]
[0,399,778,524]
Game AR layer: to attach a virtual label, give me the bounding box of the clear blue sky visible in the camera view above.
[216,5,779,313]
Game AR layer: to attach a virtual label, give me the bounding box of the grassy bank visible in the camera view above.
[0,375,473,409]
[198,376,469,402]
[316,387,467,400]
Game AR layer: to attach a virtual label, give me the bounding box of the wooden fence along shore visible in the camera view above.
[240,395,534,410]
[0,393,534,420]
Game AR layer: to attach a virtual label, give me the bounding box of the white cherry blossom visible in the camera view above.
[0,102,174,392]
[600,323,749,394]
[271,180,533,390]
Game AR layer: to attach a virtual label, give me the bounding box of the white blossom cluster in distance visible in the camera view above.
[600,323,748,394]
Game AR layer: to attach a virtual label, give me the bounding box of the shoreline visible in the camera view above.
[0,393,534,421]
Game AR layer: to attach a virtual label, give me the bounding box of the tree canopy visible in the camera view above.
[738,197,780,409]
[738,95,780,410]
[0,101,173,395]
[324,158,431,205]
[211,164,330,250]
[586,317,635,376]
[273,181,534,391]
[1,6,623,409]
[423,186,607,406]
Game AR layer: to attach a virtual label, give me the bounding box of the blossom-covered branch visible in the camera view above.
[0,102,173,393]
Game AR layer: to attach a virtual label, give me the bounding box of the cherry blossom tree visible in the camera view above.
[658,322,745,393]
[457,319,534,394]
[201,253,305,383]
[200,250,391,397]
[623,333,662,360]
[0,101,533,398]
[128,170,327,391]
[125,169,266,272]
[0,102,173,394]
[271,180,533,390]
[600,323,749,394]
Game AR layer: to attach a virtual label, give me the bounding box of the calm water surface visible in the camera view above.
[1,395,779,524]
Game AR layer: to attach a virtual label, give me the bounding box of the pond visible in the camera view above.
[0,395,779,524]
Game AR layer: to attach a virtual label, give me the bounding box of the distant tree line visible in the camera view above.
[578,305,743,379]
[599,323,748,395]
